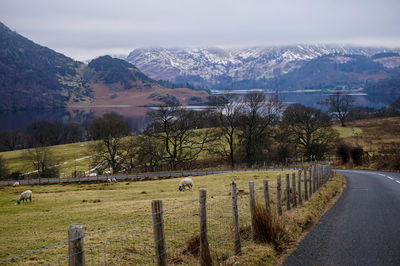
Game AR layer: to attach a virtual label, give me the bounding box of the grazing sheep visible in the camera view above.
[111,177,118,183]
[13,181,20,187]
[17,190,32,204]
[178,178,193,192]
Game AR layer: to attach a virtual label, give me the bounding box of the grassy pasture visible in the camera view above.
[336,117,400,152]
[0,129,218,177]
[0,170,294,264]
[0,141,93,177]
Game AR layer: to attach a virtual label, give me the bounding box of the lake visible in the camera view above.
[0,92,398,131]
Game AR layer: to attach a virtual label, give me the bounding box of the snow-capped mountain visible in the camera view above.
[126,45,400,90]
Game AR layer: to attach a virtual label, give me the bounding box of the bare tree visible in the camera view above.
[238,93,282,167]
[282,104,338,160]
[213,95,243,168]
[0,130,23,151]
[147,104,215,170]
[24,146,59,179]
[88,113,131,174]
[134,131,165,172]
[325,92,354,127]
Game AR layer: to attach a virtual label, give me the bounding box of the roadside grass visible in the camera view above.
[227,172,346,265]
[0,169,296,264]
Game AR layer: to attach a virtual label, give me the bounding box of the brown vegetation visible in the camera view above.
[253,203,287,250]
[336,117,400,171]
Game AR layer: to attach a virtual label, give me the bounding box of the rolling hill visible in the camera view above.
[0,22,209,111]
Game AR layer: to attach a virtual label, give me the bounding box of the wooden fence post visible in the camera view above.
[309,168,313,196]
[263,180,271,215]
[304,168,308,201]
[286,174,291,211]
[152,200,167,266]
[292,172,297,208]
[249,181,257,242]
[68,225,85,266]
[230,181,241,256]
[312,166,316,193]
[199,189,212,266]
[318,165,321,188]
[298,170,302,205]
[277,174,282,215]
[319,165,322,187]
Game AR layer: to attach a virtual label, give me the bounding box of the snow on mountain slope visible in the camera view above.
[126,45,397,87]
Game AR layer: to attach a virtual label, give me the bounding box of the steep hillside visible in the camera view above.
[77,56,210,106]
[266,54,394,91]
[0,22,90,111]
[364,74,400,95]
[0,22,209,111]
[126,46,400,91]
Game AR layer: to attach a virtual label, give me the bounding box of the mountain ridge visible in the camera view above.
[0,22,209,111]
[126,46,400,91]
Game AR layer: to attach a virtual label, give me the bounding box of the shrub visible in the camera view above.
[373,143,400,170]
[336,142,351,164]
[351,146,364,166]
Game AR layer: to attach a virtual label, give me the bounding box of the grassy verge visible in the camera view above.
[226,172,346,265]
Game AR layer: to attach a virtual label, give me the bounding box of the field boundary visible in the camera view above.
[0,166,301,186]
[1,163,331,265]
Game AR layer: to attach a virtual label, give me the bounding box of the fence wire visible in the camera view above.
[3,165,331,265]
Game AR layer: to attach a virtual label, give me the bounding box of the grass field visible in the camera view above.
[0,142,93,177]
[0,170,296,264]
[0,130,217,177]
[336,117,400,152]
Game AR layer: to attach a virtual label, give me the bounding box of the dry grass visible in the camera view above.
[337,117,400,152]
[334,117,400,171]
[253,203,287,250]
[231,172,346,265]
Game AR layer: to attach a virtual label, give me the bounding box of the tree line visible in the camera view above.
[88,93,340,175]
[1,92,399,179]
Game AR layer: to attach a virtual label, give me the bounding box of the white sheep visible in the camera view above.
[111,177,118,183]
[17,190,32,204]
[13,181,20,187]
[107,178,112,183]
[178,177,193,192]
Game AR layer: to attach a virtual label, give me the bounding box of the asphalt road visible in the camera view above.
[283,169,400,266]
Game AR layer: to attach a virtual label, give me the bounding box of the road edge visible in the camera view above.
[277,172,347,265]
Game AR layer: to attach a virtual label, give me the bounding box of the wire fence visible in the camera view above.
[1,163,331,265]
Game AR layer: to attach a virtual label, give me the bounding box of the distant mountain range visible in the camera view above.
[126,46,400,91]
[1,20,400,112]
[0,22,209,111]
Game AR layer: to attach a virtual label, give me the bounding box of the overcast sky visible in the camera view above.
[1,0,399,61]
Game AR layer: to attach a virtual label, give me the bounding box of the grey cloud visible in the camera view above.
[1,0,399,60]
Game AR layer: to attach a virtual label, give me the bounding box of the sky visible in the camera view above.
[1,0,399,61]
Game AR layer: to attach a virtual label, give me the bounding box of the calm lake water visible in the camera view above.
[0,92,397,131]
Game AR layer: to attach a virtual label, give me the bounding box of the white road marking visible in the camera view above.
[387,176,394,180]
[396,180,400,184]
[379,173,386,177]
